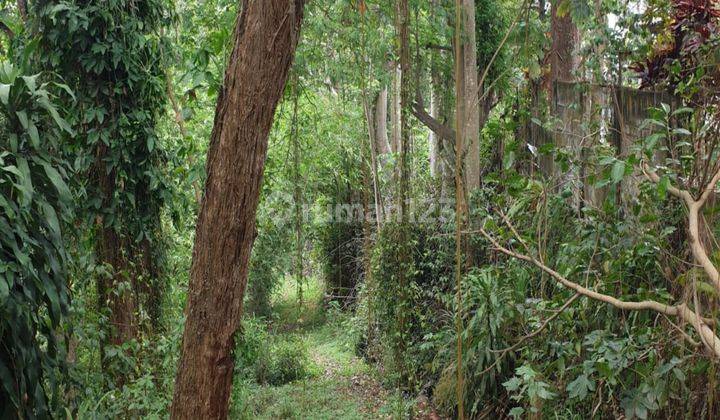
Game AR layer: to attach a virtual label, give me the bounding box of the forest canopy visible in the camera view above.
[1,0,720,418]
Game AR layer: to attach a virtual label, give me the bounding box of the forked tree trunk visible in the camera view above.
[170,1,304,418]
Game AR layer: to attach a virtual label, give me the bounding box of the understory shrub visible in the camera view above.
[235,318,314,386]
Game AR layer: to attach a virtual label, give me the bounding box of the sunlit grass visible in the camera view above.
[230,275,396,419]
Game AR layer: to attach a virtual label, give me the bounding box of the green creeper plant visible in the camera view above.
[33,0,172,382]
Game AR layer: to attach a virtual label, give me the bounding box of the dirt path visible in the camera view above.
[309,338,391,418]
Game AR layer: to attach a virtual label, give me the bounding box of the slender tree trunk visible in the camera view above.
[461,0,480,193]
[391,64,402,154]
[429,71,441,179]
[170,1,304,418]
[375,86,391,155]
[166,72,202,204]
[395,0,411,389]
[359,3,378,347]
[454,0,467,417]
[291,74,304,309]
[363,92,384,228]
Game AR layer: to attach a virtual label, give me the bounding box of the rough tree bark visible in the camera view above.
[547,1,579,98]
[170,1,305,418]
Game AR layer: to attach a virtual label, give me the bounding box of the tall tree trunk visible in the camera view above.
[454,0,467,417]
[94,147,138,388]
[395,0,411,389]
[547,1,580,205]
[170,1,304,418]
[391,64,402,154]
[429,71,441,179]
[363,92,384,228]
[547,1,579,99]
[375,86,391,155]
[461,0,480,193]
[291,74,304,309]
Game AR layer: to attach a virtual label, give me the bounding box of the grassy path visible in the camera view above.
[231,278,401,419]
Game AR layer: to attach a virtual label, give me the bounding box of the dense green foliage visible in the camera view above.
[35,0,173,342]
[2,0,720,418]
[0,57,74,418]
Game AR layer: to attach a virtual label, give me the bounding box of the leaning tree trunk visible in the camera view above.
[170,1,304,418]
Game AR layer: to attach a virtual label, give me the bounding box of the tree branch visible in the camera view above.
[643,162,720,294]
[478,226,720,357]
[411,92,456,142]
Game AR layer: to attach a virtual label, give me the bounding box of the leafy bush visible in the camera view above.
[235,318,314,386]
[0,59,74,417]
[264,337,312,385]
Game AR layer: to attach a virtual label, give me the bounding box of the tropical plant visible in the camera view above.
[0,58,74,417]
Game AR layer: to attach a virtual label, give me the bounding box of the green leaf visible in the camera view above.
[15,157,34,206]
[3,165,22,177]
[658,175,669,200]
[671,107,693,116]
[16,110,28,129]
[661,102,671,115]
[0,274,8,302]
[567,374,595,400]
[503,151,515,170]
[0,83,10,105]
[42,202,61,236]
[41,162,71,202]
[611,160,626,183]
[52,82,76,101]
[28,123,39,148]
[37,95,74,135]
[22,74,39,92]
[503,376,522,392]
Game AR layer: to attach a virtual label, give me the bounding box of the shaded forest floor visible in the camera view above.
[230,277,407,419]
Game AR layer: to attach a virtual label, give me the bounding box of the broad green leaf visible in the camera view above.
[22,74,40,92]
[611,160,625,183]
[41,162,71,202]
[672,107,693,116]
[42,202,61,236]
[52,82,75,101]
[0,83,10,105]
[567,374,595,400]
[15,157,34,206]
[37,95,74,135]
[3,165,22,177]
[28,123,39,148]
[16,110,28,129]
